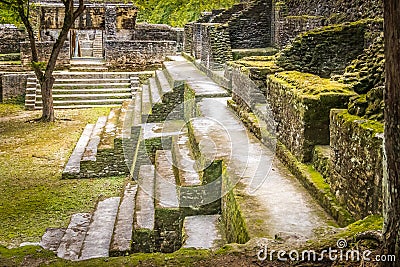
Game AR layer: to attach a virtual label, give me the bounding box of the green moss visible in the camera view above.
[338,110,384,135]
[306,165,330,191]
[273,71,355,97]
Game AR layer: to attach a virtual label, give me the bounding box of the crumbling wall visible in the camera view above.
[0,25,23,54]
[276,20,382,78]
[227,0,273,49]
[330,109,383,219]
[200,24,232,70]
[105,40,176,71]
[20,41,70,68]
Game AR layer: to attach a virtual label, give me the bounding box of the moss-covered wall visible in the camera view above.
[265,71,355,162]
[330,109,383,219]
[276,20,381,78]
[338,34,384,122]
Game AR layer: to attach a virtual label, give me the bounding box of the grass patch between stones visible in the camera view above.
[0,107,125,247]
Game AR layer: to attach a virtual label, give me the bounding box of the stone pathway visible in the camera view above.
[41,55,339,261]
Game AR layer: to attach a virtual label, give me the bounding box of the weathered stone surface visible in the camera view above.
[182,215,223,249]
[197,97,335,242]
[82,116,107,161]
[155,150,179,209]
[164,57,228,97]
[63,124,95,178]
[276,20,382,78]
[110,183,138,255]
[133,165,156,252]
[172,132,202,186]
[80,197,121,260]
[57,213,91,261]
[40,228,66,253]
[330,109,383,219]
[0,24,23,54]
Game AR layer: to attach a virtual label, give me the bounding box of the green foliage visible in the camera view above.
[133,0,239,27]
[0,3,20,26]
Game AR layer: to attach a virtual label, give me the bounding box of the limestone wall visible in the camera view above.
[0,73,29,102]
[200,24,232,70]
[329,109,383,219]
[20,41,70,68]
[274,0,383,48]
[227,0,273,49]
[105,40,177,71]
[0,25,23,54]
[276,20,382,78]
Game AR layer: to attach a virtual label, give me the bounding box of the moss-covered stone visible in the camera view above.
[266,71,356,162]
[276,19,382,78]
[330,109,383,219]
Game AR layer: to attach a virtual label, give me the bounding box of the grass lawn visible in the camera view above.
[0,104,125,248]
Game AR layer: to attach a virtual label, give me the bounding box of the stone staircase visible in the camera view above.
[69,57,108,72]
[25,72,139,110]
[42,56,339,261]
[92,30,103,58]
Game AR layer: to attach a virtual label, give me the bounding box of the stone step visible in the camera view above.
[155,69,173,95]
[56,213,91,261]
[110,183,138,255]
[141,84,152,118]
[70,66,109,72]
[32,72,137,80]
[34,104,123,110]
[62,124,95,178]
[35,99,128,107]
[182,215,223,249]
[98,108,121,150]
[80,197,121,260]
[149,77,161,104]
[52,78,130,84]
[117,100,134,139]
[40,228,66,253]
[36,93,132,100]
[52,83,130,89]
[132,90,142,126]
[50,88,132,95]
[82,116,107,161]
[155,150,179,209]
[133,165,156,252]
[172,132,202,186]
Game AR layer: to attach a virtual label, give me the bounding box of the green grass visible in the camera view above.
[0,103,24,117]
[0,107,125,247]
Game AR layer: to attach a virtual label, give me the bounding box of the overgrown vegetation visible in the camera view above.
[0,106,125,247]
[134,0,239,27]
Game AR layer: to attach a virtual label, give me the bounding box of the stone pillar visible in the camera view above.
[105,5,117,39]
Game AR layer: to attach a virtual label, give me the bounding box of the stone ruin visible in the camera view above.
[0,0,387,261]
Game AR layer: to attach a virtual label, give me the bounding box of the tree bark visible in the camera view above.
[382,0,400,266]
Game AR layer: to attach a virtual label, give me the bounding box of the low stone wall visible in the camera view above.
[265,71,355,162]
[276,19,382,78]
[330,109,383,219]
[0,73,29,102]
[0,25,23,54]
[105,40,177,71]
[20,41,70,68]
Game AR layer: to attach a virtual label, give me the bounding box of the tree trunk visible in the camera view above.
[382,0,400,266]
[39,76,55,122]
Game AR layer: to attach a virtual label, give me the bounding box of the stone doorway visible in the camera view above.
[70,29,104,59]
